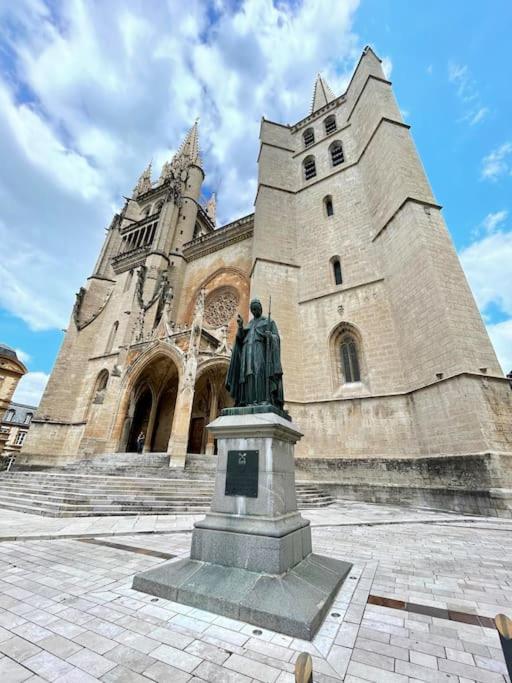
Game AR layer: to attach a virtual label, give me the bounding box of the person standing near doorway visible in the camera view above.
[136,431,145,454]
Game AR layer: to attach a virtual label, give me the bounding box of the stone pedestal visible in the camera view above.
[133,410,352,639]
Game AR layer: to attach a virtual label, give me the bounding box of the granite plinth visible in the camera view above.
[133,412,353,638]
[132,553,352,640]
[220,403,291,421]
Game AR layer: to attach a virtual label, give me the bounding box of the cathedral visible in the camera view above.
[21,47,512,513]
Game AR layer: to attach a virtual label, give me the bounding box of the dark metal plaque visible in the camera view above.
[225,450,259,498]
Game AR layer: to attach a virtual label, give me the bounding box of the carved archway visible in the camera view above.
[115,344,183,453]
[187,359,233,455]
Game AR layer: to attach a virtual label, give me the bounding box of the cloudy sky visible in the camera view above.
[1,0,511,406]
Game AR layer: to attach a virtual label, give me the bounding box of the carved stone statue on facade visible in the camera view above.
[215,325,230,355]
[226,298,284,409]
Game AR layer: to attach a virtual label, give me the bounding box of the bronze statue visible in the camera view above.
[226,298,284,409]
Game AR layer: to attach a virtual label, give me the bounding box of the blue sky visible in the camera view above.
[0,0,511,406]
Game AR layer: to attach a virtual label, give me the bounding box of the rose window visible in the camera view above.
[204,287,239,327]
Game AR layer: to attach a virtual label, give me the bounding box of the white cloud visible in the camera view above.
[15,348,31,365]
[448,61,489,126]
[460,228,512,372]
[487,320,512,374]
[0,0,362,331]
[460,229,512,316]
[381,56,392,79]
[467,106,489,126]
[482,209,508,234]
[481,142,512,181]
[13,371,49,406]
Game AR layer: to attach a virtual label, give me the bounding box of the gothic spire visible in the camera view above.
[311,74,335,113]
[205,192,216,226]
[132,161,152,198]
[174,119,201,168]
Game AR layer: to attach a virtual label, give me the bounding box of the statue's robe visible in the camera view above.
[226,316,284,408]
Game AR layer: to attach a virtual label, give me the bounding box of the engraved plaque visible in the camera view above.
[225,450,259,498]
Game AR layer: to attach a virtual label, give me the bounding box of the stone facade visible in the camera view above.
[1,401,36,457]
[21,48,512,504]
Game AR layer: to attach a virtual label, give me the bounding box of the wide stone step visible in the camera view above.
[0,500,210,517]
[0,468,336,517]
[0,494,210,513]
[0,481,214,493]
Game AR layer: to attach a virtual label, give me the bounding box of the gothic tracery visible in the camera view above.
[204,287,239,327]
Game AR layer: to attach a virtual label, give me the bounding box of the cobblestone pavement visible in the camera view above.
[0,502,511,682]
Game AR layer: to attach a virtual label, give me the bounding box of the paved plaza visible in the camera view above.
[0,501,511,682]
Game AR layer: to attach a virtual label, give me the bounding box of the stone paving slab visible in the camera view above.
[0,501,510,681]
[1,500,508,542]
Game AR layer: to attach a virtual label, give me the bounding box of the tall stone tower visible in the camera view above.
[23,122,235,467]
[22,47,511,515]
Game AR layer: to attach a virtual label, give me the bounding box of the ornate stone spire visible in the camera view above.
[205,192,216,226]
[159,160,172,183]
[132,161,152,198]
[172,119,201,169]
[311,74,335,113]
[158,120,202,185]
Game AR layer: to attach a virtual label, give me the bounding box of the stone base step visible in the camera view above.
[0,466,336,517]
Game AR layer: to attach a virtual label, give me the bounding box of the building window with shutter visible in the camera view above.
[329,140,344,167]
[303,155,316,181]
[324,115,336,134]
[303,128,314,147]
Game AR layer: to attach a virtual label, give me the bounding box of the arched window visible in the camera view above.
[331,257,343,285]
[330,323,365,389]
[303,155,317,181]
[24,412,33,425]
[155,200,164,213]
[142,205,152,218]
[105,321,119,354]
[340,334,361,383]
[5,409,15,422]
[324,115,336,134]
[92,370,109,405]
[303,128,315,147]
[329,141,344,167]
[324,195,334,217]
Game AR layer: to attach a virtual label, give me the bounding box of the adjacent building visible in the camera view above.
[1,402,36,456]
[0,345,27,454]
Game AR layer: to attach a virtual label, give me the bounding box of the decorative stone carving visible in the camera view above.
[204,287,239,327]
[73,286,113,331]
[72,287,86,328]
[132,162,152,198]
[135,265,146,309]
[215,325,230,355]
[181,289,205,392]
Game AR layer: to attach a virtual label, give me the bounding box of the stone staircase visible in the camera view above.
[0,463,336,517]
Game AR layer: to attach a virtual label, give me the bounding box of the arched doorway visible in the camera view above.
[187,364,232,455]
[127,386,152,452]
[122,353,180,453]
